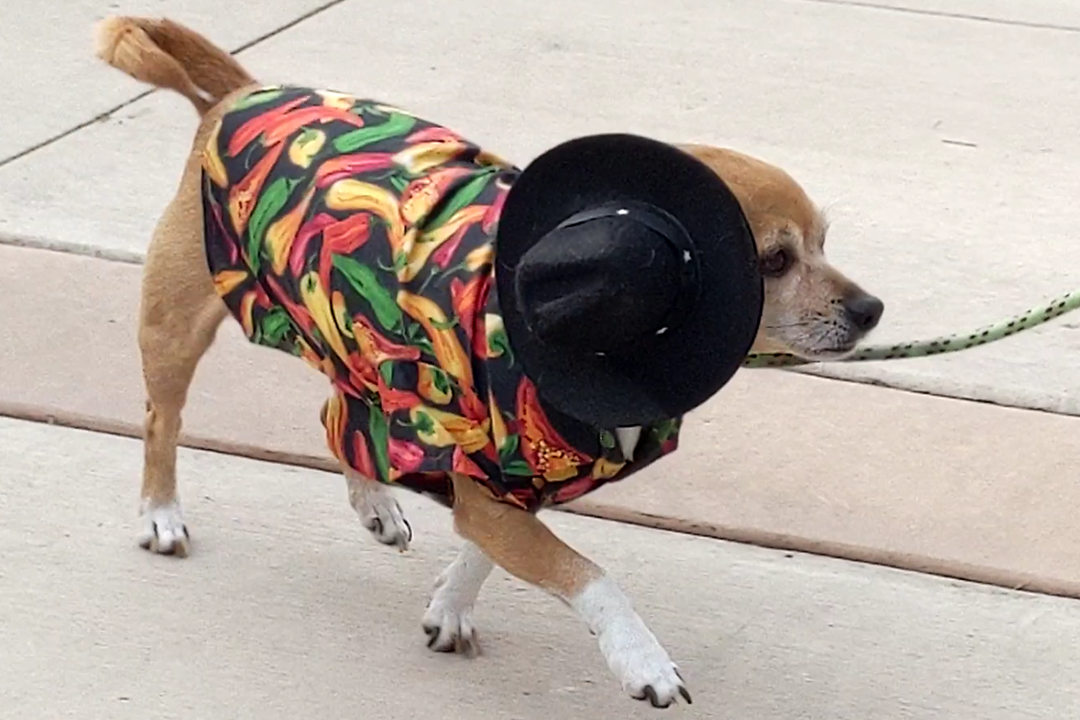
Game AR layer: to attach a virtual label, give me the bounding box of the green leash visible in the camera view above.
[742,290,1080,369]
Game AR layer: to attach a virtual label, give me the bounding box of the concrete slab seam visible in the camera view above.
[3,400,1078,601]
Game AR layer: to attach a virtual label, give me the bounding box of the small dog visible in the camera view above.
[95,15,882,708]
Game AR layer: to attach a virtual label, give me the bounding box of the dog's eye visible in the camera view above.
[760,249,792,277]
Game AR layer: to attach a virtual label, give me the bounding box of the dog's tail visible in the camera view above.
[94,16,256,117]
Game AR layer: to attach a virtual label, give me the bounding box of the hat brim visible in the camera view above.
[495,134,763,427]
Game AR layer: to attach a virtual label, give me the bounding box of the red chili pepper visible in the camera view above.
[260,106,366,147]
[377,373,423,413]
[388,437,425,473]
[352,315,422,362]
[481,185,510,234]
[318,214,372,291]
[452,445,489,479]
[351,430,378,479]
[406,126,462,144]
[516,378,588,474]
[430,223,471,269]
[314,152,395,188]
[289,212,338,276]
[227,96,310,156]
[551,476,596,504]
[449,274,489,346]
[263,272,315,336]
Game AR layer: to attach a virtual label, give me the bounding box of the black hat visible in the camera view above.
[495,133,764,427]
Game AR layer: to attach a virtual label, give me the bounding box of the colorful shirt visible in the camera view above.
[201,86,682,512]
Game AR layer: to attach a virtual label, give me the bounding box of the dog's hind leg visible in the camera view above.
[136,167,227,557]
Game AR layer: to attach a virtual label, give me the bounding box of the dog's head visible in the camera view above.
[682,144,883,360]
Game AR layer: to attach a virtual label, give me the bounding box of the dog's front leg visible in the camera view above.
[343,469,412,551]
[421,540,493,656]
[449,473,691,708]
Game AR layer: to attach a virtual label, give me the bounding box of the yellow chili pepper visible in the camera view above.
[265,185,316,275]
[396,290,472,386]
[399,205,487,282]
[202,119,228,188]
[417,363,452,405]
[213,269,248,297]
[409,405,490,454]
[299,271,350,362]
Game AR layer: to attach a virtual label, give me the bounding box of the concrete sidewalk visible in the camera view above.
[2,416,1079,720]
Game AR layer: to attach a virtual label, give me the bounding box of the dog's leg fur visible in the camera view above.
[422,540,494,656]
[450,473,691,708]
[344,469,413,550]
[97,15,412,555]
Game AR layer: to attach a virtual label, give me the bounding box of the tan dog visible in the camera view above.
[95,15,881,709]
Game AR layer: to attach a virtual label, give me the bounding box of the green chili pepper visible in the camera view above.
[368,402,391,481]
[246,177,301,272]
[425,170,495,230]
[503,460,533,476]
[261,306,293,347]
[232,88,285,110]
[332,113,417,153]
[498,433,520,462]
[488,323,514,365]
[331,254,404,331]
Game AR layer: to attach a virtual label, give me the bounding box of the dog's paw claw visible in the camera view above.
[137,500,190,557]
[421,604,480,658]
[360,499,411,551]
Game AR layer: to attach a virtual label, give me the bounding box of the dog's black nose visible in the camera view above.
[844,294,884,333]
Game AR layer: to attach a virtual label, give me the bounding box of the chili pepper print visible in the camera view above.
[351,428,378,480]
[388,437,425,474]
[202,119,228,187]
[481,179,512,234]
[298,271,351,363]
[333,255,404,333]
[213,269,248,297]
[227,95,309,156]
[324,179,406,251]
[352,315,421,364]
[400,166,472,225]
[395,289,486,419]
[516,378,589,482]
[316,89,355,110]
[400,205,487,281]
[452,445,488,479]
[259,105,365,148]
[265,184,317,275]
[227,141,285,238]
[263,272,315,337]
[331,111,416,155]
[393,140,469,175]
[376,372,423,413]
[550,476,599,505]
[449,273,490,349]
[321,393,349,464]
[592,457,627,481]
[318,214,373,291]
[313,152,395,189]
[408,405,490,454]
[405,126,463,144]
[287,128,326,169]
[416,363,452,405]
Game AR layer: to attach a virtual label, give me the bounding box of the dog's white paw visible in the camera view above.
[422,592,480,657]
[137,499,190,557]
[421,542,493,657]
[598,615,691,708]
[347,477,412,551]
[573,576,691,708]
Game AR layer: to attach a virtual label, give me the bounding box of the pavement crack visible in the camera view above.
[793,0,1080,33]
[0,0,350,171]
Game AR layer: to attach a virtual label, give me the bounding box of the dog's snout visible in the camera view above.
[843,294,884,333]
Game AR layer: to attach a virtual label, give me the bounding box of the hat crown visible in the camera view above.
[513,203,698,354]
